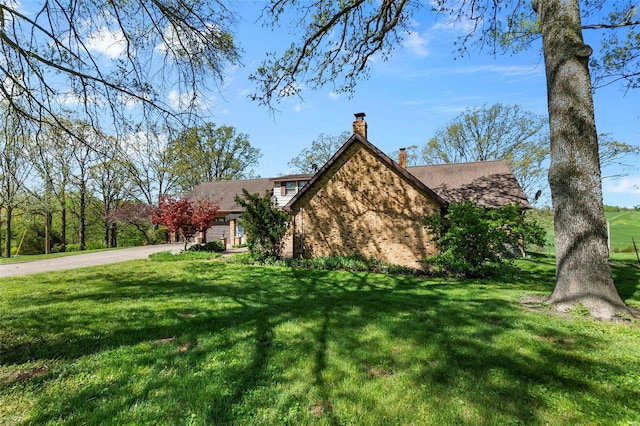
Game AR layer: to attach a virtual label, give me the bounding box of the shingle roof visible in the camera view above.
[188,178,274,212]
[407,160,531,209]
[188,139,530,213]
[285,133,449,211]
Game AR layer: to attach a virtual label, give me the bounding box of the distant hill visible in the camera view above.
[606,210,640,252]
[533,208,640,253]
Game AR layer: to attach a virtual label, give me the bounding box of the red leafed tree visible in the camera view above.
[152,195,220,250]
[191,198,221,243]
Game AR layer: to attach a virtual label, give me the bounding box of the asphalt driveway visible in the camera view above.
[0,244,184,278]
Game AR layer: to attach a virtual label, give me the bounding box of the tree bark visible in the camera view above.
[3,205,11,258]
[536,0,628,318]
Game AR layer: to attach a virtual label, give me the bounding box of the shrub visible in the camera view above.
[423,201,545,277]
[234,189,290,262]
[187,241,225,253]
[285,255,422,275]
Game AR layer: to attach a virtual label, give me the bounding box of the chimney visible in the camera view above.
[353,112,367,139]
[398,147,407,169]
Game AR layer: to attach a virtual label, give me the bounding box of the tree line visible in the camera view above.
[0,118,260,257]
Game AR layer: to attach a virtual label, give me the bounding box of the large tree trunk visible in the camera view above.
[536,0,628,319]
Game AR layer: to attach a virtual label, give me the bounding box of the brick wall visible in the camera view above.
[291,141,440,268]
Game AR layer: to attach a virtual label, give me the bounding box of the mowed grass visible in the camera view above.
[1,254,640,425]
[607,210,640,252]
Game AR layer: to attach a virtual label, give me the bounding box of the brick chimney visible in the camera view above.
[398,147,407,169]
[353,112,367,139]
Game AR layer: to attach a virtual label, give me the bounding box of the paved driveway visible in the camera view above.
[0,244,183,278]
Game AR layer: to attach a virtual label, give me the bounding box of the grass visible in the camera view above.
[607,210,640,252]
[1,256,639,425]
[530,209,640,256]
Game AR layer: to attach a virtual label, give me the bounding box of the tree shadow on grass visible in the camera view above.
[612,260,640,302]
[2,260,639,424]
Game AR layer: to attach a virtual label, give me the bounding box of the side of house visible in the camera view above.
[286,134,446,268]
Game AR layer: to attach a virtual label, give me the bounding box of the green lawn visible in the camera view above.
[1,254,639,425]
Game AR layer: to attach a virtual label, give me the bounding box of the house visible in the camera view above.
[188,174,312,246]
[189,113,530,267]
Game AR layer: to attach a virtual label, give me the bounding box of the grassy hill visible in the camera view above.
[531,208,640,255]
[607,210,640,252]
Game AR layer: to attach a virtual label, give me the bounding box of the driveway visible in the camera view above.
[0,244,184,278]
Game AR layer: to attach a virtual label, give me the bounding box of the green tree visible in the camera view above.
[424,202,546,277]
[599,133,640,178]
[422,104,549,203]
[250,0,637,319]
[0,107,31,257]
[166,123,262,192]
[234,189,291,262]
[288,131,350,173]
[0,2,240,137]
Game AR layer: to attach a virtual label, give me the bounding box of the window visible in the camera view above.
[299,180,308,188]
[285,181,296,195]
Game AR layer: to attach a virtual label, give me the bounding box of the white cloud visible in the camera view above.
[402,31,430,57]
[167,90,208,110]
[604,176,640,195]
[87,27,126,59]
[451,64,542,77]
[329,91,340,100]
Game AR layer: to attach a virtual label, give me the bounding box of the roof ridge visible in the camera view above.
[407,159,508,168]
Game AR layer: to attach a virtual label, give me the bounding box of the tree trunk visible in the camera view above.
[79,182,86,251]
[3,205,11,258]
[45,210,52,255]
[60,200,67,252]
[110,222,117,247]
[536,0,628,319]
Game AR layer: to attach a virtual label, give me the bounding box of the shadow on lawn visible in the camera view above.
[2,260,639,424]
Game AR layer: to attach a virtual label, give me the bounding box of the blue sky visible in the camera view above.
[205,2,639,208]
[16,1,639,207]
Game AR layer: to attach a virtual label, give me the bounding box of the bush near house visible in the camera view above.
[187,241,226,253]
[424,201,546,277]
[234,189,290,262]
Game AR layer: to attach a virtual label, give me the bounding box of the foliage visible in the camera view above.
[234,189,290,262]
[112,202,156,245]
[422,103,549,202]
[423,201,546,277]
[287,131,350,173]
[599,133,640,177]
[1,258,639,424]
[15,221,61,256]
[0,2,240,138]
[187,241,226,253]
[151,195,220,250]
[285,254,421,275]
[166,123,262,192]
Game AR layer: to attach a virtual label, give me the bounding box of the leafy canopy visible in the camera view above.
[288,131,350,174]
[0,1,240,137]
[152,195,219,250]
[422,103,549,203]
[166,123,262,192]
